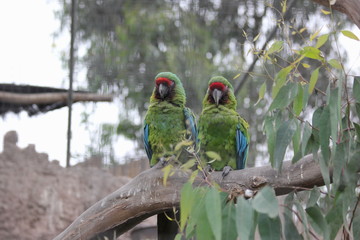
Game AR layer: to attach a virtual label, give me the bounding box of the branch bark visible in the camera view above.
[311,0,360,29]
[0,91,113,104]
[54,154,331,240]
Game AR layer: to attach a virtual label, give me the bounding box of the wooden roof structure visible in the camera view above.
[0,84,113,116]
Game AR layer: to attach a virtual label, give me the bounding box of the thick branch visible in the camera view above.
[311,0,360,29]
[54,154,331,240]
[0,91,113,104]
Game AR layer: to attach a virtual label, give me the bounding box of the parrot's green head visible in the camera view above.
[150,72,186,107]
[203,76,237,110]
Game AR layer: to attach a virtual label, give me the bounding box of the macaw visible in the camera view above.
[143,72,197,239]
[143,72,197,166]
[198,76,249,176]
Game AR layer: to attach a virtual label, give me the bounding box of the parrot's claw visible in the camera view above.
[200,165,213,179]
[159,157,168,166]
[204,164,213,173]
[222,166,233,178]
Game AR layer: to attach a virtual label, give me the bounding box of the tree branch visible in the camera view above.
[311,0,360,29]
[0,91,113,104]
[53,154,336,240]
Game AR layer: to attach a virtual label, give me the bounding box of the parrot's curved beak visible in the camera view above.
[159,83,169,99]
[212,88,222,106]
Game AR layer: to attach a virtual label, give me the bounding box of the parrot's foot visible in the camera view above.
[159,157,169,166]
[222,166,233,178]
[159,155,176,166]
[200,165,212,179]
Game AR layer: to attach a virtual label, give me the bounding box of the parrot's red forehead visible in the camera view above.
[155,77,173,86]
[209,82,226,91]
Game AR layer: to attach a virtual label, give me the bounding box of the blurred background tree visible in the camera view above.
[57,0,348,166]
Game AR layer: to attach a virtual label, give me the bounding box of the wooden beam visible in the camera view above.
[0,91,113,104]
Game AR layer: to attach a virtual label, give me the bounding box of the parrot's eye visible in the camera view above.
[209,82,226,91]
[156,77,173,86]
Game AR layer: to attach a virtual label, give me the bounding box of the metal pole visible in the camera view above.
[66,0,76,167]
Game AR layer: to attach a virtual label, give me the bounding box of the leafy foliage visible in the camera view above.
[175,4,360,240]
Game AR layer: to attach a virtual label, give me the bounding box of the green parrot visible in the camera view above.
[143,72,197,239]
[198,76,249,176]
[143,72,197,166]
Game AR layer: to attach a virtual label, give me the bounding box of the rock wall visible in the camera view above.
[0,131,136,240]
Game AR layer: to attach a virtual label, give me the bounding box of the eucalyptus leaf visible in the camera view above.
[252,186,278,218]
[306,206,329,239]
[269,82,298,111]
[258,213,281,240]
[273,119,297,170]
[222,203,237,240]
[205,188,222,240]
[293,83,304,116]
[236,197,255,240]
[353,76,360,103]
[272,65,294,98]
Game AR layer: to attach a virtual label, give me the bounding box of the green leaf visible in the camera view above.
[267,40,284,55]
[301,46,324,60]
[294,200,310,238]
[222,203,237,240]
[185,188,206,239]
[319,106,331,162]
[270,82,298,111]
[352,214,360,238]
[174,234,182,240]
[341,30,360,41]
[325,195,344,240]
[293,83,303,116]
[196,196,214,240]
[205,188,222,240]
[272,65,294,98]
[205,151,222,161]
[180,159,196,170]
[308,67,320,94]
[302,63,310,68]
[321,9,331,15]
[252,186,279,218]
[353,76,360,103]
[180,182,193,231]
[236,197,255,240]
[264,115,276,165]
[255,82,266,105]
[316,34,329,48]
[273,119,297,170]
[329,88,340,150]
[283,193,303,240]
[306,206,329,238]
[307,187,320,208]
[355,103,360,125]
[327,59,342,69]
[354,122,360,143]
[292,121,301,154]
[162,164,174,186]
[301,122,313,156]
[283,210,303,240]
[258,213,281,240]
[333,142,346,189]
[310,28,322,41]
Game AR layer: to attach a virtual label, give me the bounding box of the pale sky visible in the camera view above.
[0,0,136,166]
[0,0,359,167]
